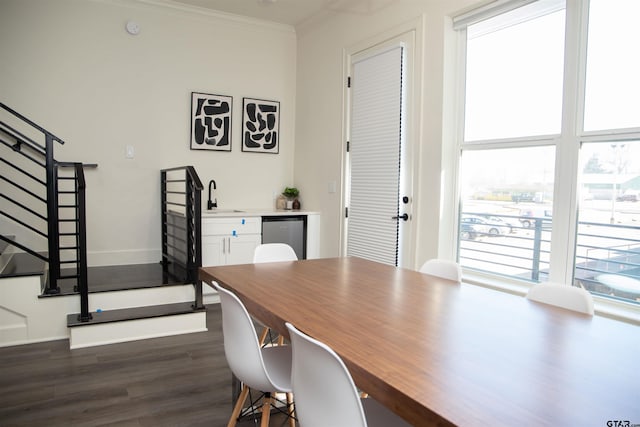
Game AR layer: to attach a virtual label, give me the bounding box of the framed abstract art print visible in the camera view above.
[190,92,232,152]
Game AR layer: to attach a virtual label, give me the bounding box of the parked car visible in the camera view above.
[519,207,552,229]
[460,222,479,240]
[479,215,517,234]
[616,191,638,202]
[511,192,535,203]
[462,215,510,236]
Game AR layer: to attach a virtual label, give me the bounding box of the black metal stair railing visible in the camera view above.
[161,166,203,310]
[57,162,91,321]
[0,103,90,311]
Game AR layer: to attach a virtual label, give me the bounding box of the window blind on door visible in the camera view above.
[347,45,403,266]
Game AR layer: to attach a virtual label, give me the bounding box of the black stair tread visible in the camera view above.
[64,263,186,292]
[67,301,205,327]
[0,252,46,278]
[43,263,190,297]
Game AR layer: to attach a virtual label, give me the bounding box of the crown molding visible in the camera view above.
[96,0,296,35]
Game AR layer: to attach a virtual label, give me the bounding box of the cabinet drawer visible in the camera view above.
[203,216,261,235]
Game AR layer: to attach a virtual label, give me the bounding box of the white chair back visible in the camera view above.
[212,282,288,391]
[253,243,298,263]
[419,259,462,282]
[526,282,594,315]
[286,322,368,427]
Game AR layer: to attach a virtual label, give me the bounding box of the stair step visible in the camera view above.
[41,263,189,297]
[67,301,204,327]
[0,252,46,278]
[67,302,207,349]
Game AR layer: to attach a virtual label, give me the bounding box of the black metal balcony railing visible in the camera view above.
[575,221,640,300]
[458,212,640,304]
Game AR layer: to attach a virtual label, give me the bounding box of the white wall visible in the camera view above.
[294,0,478,265]
[0,0,297,265]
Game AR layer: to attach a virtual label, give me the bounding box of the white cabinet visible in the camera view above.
[201,213,319,301]
[202,217,261,267]
[202,216,261,299]
[203,234,262,266]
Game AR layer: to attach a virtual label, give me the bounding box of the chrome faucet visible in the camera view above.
[207,179,217,210]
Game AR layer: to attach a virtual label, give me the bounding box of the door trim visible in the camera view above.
[340,18,423,268]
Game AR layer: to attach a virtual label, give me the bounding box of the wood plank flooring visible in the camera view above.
[0,304,294,427]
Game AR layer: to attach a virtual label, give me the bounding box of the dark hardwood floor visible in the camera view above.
[0,304,294,427]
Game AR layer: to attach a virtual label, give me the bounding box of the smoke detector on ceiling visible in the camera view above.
[125,20,140,35]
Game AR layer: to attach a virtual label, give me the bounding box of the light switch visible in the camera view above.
[328,181,337,193]
[125,145,135,159]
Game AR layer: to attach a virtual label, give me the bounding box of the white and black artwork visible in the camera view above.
[242,98,279,154]
[190,92,232,151]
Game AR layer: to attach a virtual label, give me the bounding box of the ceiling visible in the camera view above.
[170,0,397,27]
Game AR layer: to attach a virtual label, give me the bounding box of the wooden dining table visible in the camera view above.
[200,257,640,426]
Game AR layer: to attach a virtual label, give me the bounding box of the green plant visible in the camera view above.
[282,187,299,199]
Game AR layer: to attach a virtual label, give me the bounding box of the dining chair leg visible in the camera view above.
[227,384,249,427]
[286,392,295,427]
[260,393,272,427]
[259,326,269,346]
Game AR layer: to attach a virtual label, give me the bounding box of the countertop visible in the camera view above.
[201,208,319,218]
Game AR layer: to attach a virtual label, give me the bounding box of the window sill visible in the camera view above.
[462,270,640,326]
[593,297,640,326]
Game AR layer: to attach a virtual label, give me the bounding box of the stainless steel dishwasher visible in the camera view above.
[261,215,307,259]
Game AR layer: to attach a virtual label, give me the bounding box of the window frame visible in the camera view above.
[452,0,640,323]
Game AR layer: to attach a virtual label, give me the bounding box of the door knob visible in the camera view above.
[392,213,409,221]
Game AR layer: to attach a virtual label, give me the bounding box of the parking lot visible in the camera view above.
[459,199,640,302]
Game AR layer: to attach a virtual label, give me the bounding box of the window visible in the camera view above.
[583,0,640,132]
[459,146,555,281]
[455,0,640,310]
[576,141,640,302]
[464,3,565,141]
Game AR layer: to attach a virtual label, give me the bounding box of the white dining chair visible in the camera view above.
[211,281,295,427]
[526,282,594,315]
[253,243,298,263]
[419,258,462,282]
[286,322,411,427]
[253,243,298,345]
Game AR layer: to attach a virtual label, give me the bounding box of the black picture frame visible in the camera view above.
[190,92,232,152]
[242,97,280,154]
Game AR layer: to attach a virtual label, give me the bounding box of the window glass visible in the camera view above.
[575,141,640,305]
[459,146,555,281]
[584,0,640,132]
[456,0,640,317]
[464,3,565,141]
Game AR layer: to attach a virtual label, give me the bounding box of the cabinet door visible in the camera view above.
[226,234,261,265]
[202,235,225,267]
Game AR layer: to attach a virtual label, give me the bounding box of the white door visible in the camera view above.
[345,34,414,267]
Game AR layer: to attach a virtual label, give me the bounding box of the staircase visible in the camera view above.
[0,102,207,349]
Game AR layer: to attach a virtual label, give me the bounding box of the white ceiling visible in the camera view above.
[170,0,397,27]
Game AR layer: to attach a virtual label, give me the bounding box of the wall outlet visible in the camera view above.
[125,145,135,159]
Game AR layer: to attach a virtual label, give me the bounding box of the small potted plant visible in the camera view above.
[282,187,299,210]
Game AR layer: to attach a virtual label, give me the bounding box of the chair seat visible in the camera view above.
[261,345,293,392]
[362,398,411,427]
